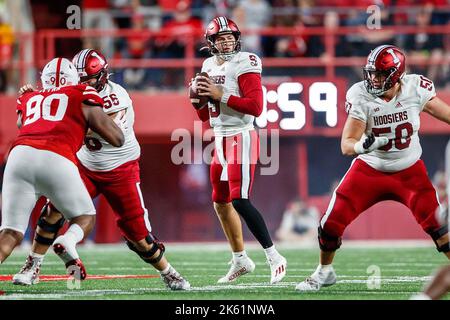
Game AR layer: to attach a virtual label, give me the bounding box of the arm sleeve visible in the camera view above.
[222,73,263,117]
[81,85,104,106]
[417,74,436,110]
[346,84,368,122]
[196,105,210,122]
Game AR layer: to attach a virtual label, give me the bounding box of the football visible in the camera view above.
[189,72,210,110]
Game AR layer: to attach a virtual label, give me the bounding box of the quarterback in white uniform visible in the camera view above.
[296,45,450,292]
[191,16,287,284]
[13,49,190,291]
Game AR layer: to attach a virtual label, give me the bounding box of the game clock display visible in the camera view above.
[257,78,348,136]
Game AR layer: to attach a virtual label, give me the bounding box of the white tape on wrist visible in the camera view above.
[353,141,365,154]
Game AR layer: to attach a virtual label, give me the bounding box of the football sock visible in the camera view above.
[410,293,431,300]
[160,264,172,275]
[65,224,84,244]
[30,252,45,262]
[232,250,248,262]
[232,199,273,249]
[264,246,279,260]
[318,264,333,272]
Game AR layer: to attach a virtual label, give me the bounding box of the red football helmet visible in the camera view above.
[363,45,406,96]
[205,16,241,61]
[72,49,109,91]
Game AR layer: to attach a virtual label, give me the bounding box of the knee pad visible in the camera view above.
[318,226,342,252]
[126,233,166,264]
[35,204,65,246]
[429,225,450,253]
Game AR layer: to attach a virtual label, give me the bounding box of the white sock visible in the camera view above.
[30,252,45,261]
[264,246,279,260]
[232,250,247,262]
[64,224,84,245]
[318,264,333,272]
[160,264,172,275]
[410,293,432,300]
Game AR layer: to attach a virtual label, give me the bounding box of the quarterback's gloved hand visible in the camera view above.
[353,133,389,154]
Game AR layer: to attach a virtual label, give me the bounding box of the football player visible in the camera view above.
[296,45,450,292]
[0,58,124,270]
[13,49,190,290]
[190,17,287,284]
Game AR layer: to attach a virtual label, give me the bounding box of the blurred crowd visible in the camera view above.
[1,0,450,91]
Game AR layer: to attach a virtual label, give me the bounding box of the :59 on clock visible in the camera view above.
[256,81,340,131]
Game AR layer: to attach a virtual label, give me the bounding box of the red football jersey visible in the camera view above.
[13,84,103,163]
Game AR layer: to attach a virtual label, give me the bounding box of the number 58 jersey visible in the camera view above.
[346,74,436,172]
[77,81,141,172]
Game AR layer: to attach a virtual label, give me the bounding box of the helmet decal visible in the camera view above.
[363,45,406,96]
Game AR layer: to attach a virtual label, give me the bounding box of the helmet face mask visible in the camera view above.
[364,66,397,96]
[72,49,109,91]
[80,70,108,91]
[205,17,241,61]
[363,45,406,96]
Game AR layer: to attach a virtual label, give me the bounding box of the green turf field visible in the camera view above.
[0,243,448,300]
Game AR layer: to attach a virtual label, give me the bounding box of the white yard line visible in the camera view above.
[0,276,432,300]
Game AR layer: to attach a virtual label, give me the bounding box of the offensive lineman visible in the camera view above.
[13,49,190,290]
[296,45,450,292]
[0,58,124,268]
[191,17,287,284]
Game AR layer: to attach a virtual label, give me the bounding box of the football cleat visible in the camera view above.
[268,255,287,284]
[12,256,42,286]
[160,267,191,291]
[53,237,87,280]
[295,265,337,292]
[217,257,256,283]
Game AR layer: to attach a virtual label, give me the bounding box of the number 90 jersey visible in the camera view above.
[77,81,140,171]
[346,74,436,172]
[201,51,262,137]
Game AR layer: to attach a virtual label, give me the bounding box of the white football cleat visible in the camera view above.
[217,257,256,283]
[268,255,287,284]
[12,256,42,286]
[53,236,87,280]
[160,267,191,291]
[295,265,337,292]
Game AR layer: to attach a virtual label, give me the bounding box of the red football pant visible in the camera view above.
[320,159,442,237]
[78,159,152,242]
[211,130,259,203]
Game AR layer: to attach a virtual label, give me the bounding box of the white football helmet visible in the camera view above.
[41,57,79,89]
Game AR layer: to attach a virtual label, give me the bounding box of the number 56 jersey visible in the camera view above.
[77,81,140,171]
[346,74,436,172]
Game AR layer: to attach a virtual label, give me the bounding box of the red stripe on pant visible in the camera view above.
[211,130,259,203]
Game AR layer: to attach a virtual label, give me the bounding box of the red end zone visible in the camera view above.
[0,274,158,282]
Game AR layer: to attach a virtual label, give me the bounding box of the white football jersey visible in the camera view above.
[77,81,140,171]
[346,74,436,172]
[201,51,262,137]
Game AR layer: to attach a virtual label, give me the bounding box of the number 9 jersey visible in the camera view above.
[201,51,262,137]
[76,81,141,171]
[345,74,436,172]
